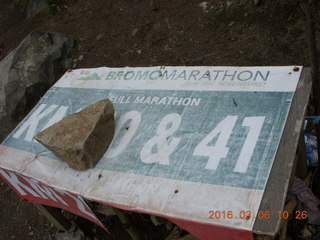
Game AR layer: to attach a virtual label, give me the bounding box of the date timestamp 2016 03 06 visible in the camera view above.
[208,210,308,220]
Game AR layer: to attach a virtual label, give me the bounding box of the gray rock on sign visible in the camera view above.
[35,99,115,171]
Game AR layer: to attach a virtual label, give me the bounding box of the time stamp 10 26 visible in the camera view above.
[208,210,308,220]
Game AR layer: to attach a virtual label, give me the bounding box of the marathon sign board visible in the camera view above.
[0,66,302,239]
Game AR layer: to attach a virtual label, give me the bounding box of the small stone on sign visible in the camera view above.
[35,99,115,171]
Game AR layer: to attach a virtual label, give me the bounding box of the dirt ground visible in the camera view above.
[1,0,320,239]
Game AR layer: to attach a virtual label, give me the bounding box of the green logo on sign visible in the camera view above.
[77,73,101,80]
